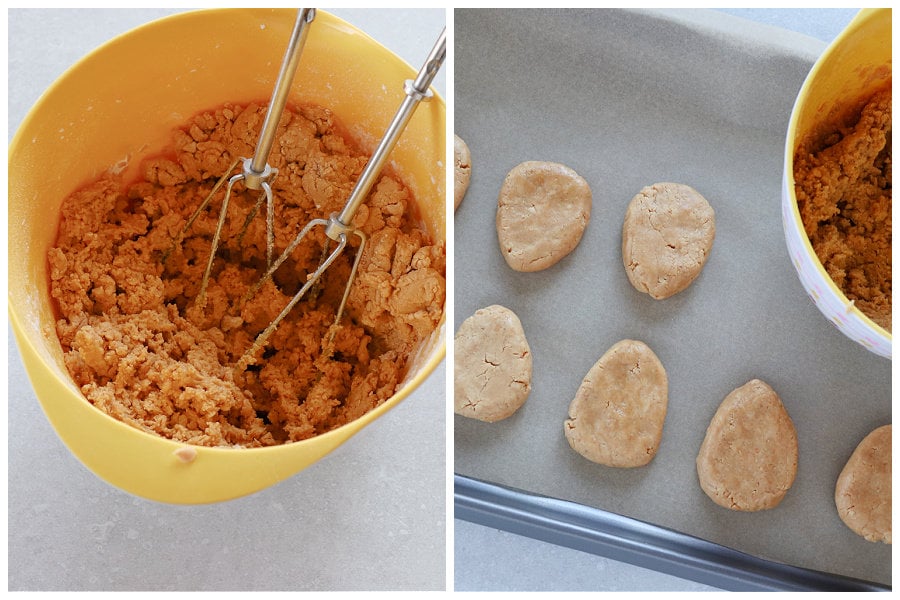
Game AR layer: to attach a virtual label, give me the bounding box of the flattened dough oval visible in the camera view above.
[564,339,668,467]
[696,379,798,512]
[623,182,715,299]
[454,305,532,422]
[454,134,471,211]
[496,161,592,272]
[835,424,892,544]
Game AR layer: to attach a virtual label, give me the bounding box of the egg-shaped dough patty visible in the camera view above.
[496,161,592,272]
[454,305,532,422]
[454,134,471,211]
[835,424,891,544]
[623,182,715,299]
[696,379,798,511]
[564,339,668,467]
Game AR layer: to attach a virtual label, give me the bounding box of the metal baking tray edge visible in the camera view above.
[454,474,889,592]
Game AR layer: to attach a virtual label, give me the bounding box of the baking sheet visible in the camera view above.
[453,8,891,587]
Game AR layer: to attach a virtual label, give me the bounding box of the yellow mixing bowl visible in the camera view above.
[8,9,446,504]
[782,8,892,358]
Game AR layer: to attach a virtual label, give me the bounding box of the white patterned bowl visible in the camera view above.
[782,8,892,359]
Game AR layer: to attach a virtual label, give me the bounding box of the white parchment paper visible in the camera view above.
[454,8,891,586]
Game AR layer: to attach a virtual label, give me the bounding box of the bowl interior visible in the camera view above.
[783,7,892,356]
[8,8,446,503]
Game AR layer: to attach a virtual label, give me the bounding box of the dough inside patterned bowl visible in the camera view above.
[792,87,891,333]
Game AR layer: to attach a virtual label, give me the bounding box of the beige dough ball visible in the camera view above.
[696,379,798,511]
[622,182,715,299]
[835,424,891,544]
[564,339,668,468]
[496,161,592,272]
[454,134,471,211]
[454,305,532,422]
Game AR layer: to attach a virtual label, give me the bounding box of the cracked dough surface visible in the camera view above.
[564,339,668,468]
[48,102,445,448]
[454,304,532,422]
[622,182,715,299]
[835,424,892,544]
[696,379,798,512]
[496,161,592,272]
[793,88,892,331]
[454,134,471,211]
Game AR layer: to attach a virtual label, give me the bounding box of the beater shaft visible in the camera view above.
[246,8,316,187]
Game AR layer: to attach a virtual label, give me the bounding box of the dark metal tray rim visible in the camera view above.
[454,474,889,592]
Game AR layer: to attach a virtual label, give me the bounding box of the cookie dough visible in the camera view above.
[496,161,592,272]
[794,88,892,331]
[454,305,532,422]
[454,134,471,211]
[564,339,667,468]
[622,182,715,299]
[48,102,446,448]
[696,379,798,511]
[835,424,891,544]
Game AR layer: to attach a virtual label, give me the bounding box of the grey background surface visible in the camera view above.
[8,8,447,592]
[453,7,890,591]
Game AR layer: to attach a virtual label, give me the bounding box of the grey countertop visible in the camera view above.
[8,8,446,592]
